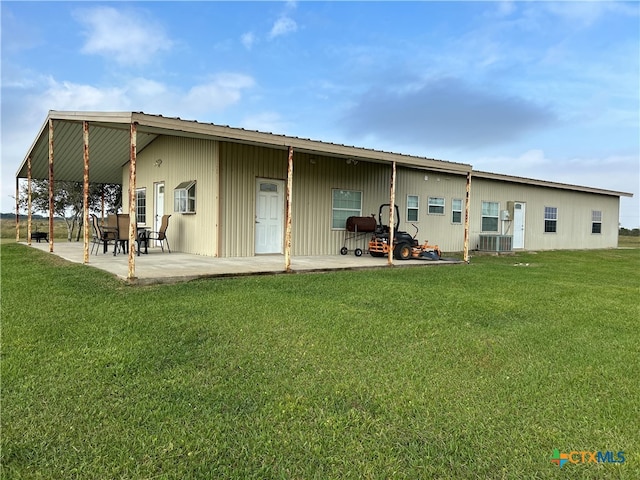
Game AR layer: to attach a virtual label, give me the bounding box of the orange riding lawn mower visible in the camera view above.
[339,204,441,260]
[368,204,442,260]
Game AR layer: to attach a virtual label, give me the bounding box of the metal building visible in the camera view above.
[15,111,632,278]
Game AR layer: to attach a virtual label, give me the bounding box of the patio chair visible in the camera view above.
[114,214,131,256]
[91,214,116,254]
[147,214,171,253]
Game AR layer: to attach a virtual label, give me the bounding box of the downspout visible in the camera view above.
[463,171,471,263]
[127,122,138,280]
[388,161,396,266]
[284,146,294,273]
[82,121,90,264]
[48,118,54,253]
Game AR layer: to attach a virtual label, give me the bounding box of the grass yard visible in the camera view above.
[1,243,639,479]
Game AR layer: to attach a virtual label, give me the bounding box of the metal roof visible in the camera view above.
[16,110,472,183]
[472,170,633,198]
[16,111,633,199]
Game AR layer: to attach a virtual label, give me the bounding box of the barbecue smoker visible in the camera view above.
[340,215,377,257]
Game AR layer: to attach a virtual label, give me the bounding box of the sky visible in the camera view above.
[2,1,639,227]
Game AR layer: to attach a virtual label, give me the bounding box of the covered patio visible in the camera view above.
[22,241,462,285]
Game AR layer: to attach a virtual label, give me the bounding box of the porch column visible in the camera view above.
[27,157,32,245]
[82,121,90,264]
[127,122,138,280]
[388,161,396,266]
[284,146,294,273]
[15,178,20,242]
[48,118,54,253]
[463,171,471,263]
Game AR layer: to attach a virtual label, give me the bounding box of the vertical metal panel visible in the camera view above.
[219,142,287,257]
[395,168,469,252]
[124,135,219,256]
[470,178,620,250]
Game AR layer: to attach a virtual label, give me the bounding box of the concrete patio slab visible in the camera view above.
[22,241,463,285]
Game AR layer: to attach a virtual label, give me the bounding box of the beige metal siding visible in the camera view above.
[123,136,219,256]
[470,178,620,250]
[219,142,288,257]
[395,168,468,252]
[292,152,390,256]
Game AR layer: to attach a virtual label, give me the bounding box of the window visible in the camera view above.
[407,195,419,222]
[592,210,602,234]
[332,189,362,229]
[481,201,499,232]
[428,197,445,215]
[174,181,196,214]
[135,188,146,224]
[452,198,463,224]
[544,206,557,233]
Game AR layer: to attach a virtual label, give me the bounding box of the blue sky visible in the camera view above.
[2,1,639,227]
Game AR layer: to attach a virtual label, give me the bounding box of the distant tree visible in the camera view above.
[18,180,122,241]
[619,227,640,237]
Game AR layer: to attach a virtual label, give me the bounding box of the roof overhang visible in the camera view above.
[16,111,472,184]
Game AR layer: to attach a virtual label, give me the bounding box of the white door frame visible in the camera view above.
[513,202,525,249]
[255,178,285,254]
[154,182,165,246]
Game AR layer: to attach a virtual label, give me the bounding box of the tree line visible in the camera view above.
[17,180,122,242]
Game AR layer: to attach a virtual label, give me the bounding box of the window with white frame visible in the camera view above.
[428,197,445,215]
[332,189,362,229]
[544,206,557,233]
[592,210,602,234]
[135,188,146,225]
[452,198,463,224]
[481,201,499,232]
[174,180,196,214]
[407,195,419,222]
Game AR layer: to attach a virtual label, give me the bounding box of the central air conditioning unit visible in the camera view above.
[478,235,513,252]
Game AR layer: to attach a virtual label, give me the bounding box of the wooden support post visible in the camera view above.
[27,157,32,245]
[83,121,90,264]
[388,161,396,266]
[127,122,137,280]
[48,118,54,253]
[15,178,20,242]
[463,171,471,263]
[284,146,294,273]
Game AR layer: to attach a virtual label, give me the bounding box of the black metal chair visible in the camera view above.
[90,214,116,254]
[147,215,171,252]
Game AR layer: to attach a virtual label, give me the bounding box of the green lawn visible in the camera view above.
[1,244,639,479]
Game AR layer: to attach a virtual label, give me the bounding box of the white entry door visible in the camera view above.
[513,202,525,249]
[255,179,285,254]
[154,182,165,246]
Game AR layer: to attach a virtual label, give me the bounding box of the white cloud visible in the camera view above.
[241,32,256,50]
[184,74,256,113]
[34,78,130,111]
[74,6,172,66]
[269,16,298,39]
[240,112,291,134]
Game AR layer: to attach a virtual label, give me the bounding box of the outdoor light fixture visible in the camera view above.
[154,159,163,167]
